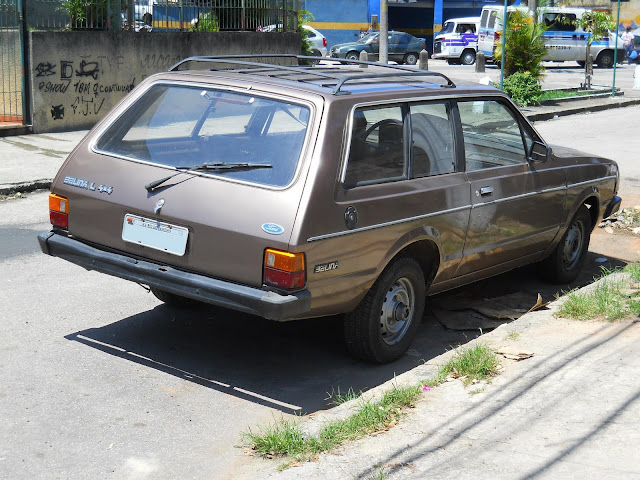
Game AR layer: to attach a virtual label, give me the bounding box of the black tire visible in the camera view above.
[404,52,418,65]
[460,49,476,65]
[538,205,591,284]
[346,51,360,61]
[344,257,426,363]
[597,50,614,68]
[150,287,199,307]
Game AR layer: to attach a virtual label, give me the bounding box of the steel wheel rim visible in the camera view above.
[406,54,417,64]
[562,219,585,269]
[462,53,475,65]
[380,277,415,345]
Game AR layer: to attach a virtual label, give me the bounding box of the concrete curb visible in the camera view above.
[525,97,640,121]
[0,179,52,196]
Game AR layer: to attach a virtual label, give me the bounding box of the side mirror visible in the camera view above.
[530,141,550,163]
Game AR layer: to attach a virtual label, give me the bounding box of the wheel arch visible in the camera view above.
[542,193,599,259]
[379,227,442,288]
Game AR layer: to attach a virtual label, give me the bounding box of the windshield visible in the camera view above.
[439,22,455,35]
[95,85,310,188]
[359,33,380,44]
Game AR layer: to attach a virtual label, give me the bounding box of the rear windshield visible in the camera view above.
[95,84,310,188]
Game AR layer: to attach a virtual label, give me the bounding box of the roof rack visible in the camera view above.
[168,54,456,95]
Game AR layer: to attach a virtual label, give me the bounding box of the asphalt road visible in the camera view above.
[1,105,638,479]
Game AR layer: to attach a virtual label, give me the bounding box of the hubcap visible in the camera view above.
[562,220,584,269]
[380,277,415,346]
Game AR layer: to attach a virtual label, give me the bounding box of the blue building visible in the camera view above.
[303,0,508,51]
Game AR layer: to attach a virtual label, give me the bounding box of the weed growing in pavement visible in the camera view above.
[423,344,501,388]
[557,265,640,321]
[325,386,362,406]
[362,467,388,480]
[243,383,421,461]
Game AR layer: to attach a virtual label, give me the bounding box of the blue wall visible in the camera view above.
[303,0,512,50]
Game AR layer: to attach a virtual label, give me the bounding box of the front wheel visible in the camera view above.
[538,205,591,284]
[344,257,426,363]
[404,52,418,65]
[460,49,476,65]
[345,51,360,61]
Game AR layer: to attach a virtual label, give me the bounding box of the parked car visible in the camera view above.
[329,31,426,65]
[303,24,328,58]
[39,56,621,363]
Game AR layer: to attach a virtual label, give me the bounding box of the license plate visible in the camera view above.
[122,214,188,256]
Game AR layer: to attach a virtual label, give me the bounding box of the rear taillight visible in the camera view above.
[323,37,327,48]
[494,31,500,43]
[263,248,306,290]
[49,193,69,228]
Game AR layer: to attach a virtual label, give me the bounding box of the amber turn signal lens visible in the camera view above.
[264,249,304,273]
[49,194,68,214]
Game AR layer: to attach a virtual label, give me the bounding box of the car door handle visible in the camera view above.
[479,186,494,196]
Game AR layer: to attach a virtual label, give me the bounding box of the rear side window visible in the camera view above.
[488,11,498,29]
[95,85,309,188]
[345,105,406,186]
[480,10,489,28]
[458,99,529,170]
[542,13,577,32]
[410,102,455,177]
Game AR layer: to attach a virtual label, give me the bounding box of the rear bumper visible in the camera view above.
[38,231,312,321]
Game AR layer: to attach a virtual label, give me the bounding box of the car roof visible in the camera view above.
[163,55,498,99]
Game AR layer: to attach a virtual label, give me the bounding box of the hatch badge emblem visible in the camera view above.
[262,223,284,235]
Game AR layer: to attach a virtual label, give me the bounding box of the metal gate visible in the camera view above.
[0,0,24,126]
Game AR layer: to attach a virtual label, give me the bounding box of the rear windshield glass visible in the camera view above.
[95,84,310,188]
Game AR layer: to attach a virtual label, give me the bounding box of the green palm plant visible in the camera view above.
[494,10,547,80]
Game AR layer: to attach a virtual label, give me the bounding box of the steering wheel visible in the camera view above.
[362,118,403,141]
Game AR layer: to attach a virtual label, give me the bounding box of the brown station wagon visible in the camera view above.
[39,55,621,363]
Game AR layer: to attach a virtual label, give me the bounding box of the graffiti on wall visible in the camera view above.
[35,55,136,121]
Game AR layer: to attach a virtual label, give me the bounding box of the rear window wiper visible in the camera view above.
[175,162,272,171]
[145,162,272,192]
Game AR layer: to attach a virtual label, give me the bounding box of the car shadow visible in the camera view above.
[64,251,628,416]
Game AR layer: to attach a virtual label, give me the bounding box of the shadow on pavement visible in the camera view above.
[64,251,628,416]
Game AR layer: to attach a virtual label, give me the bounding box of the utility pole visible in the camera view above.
[380,0,388,64]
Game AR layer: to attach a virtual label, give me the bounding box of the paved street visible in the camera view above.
[1,73,640,479]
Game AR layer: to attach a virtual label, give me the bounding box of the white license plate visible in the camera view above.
[122,214,188,256]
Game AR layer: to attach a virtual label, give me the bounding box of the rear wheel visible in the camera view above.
[460,49,476,65]
[597,50,614,68]
[538,205,591,284]
[150,287,198,307]
[344,257,426,363]
[404,52,418,65]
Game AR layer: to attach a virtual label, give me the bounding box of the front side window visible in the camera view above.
[95,85,309,187]
[345,106,406,186]
[458,99,529,171]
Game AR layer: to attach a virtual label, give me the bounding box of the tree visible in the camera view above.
[579,11,615,89]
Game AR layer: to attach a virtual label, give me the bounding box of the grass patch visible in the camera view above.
[505,331,520,341]
[538,89,595,102]
[244,383,421,461]
[556,265,640,321]
[325,386,362,406]
[424,344,501,388]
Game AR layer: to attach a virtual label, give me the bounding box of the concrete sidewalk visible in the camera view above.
[242,284,640,480]
[2,60,640,195]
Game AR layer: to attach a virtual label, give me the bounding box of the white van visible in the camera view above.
[432,17,481,65]
[477,6,624,68]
